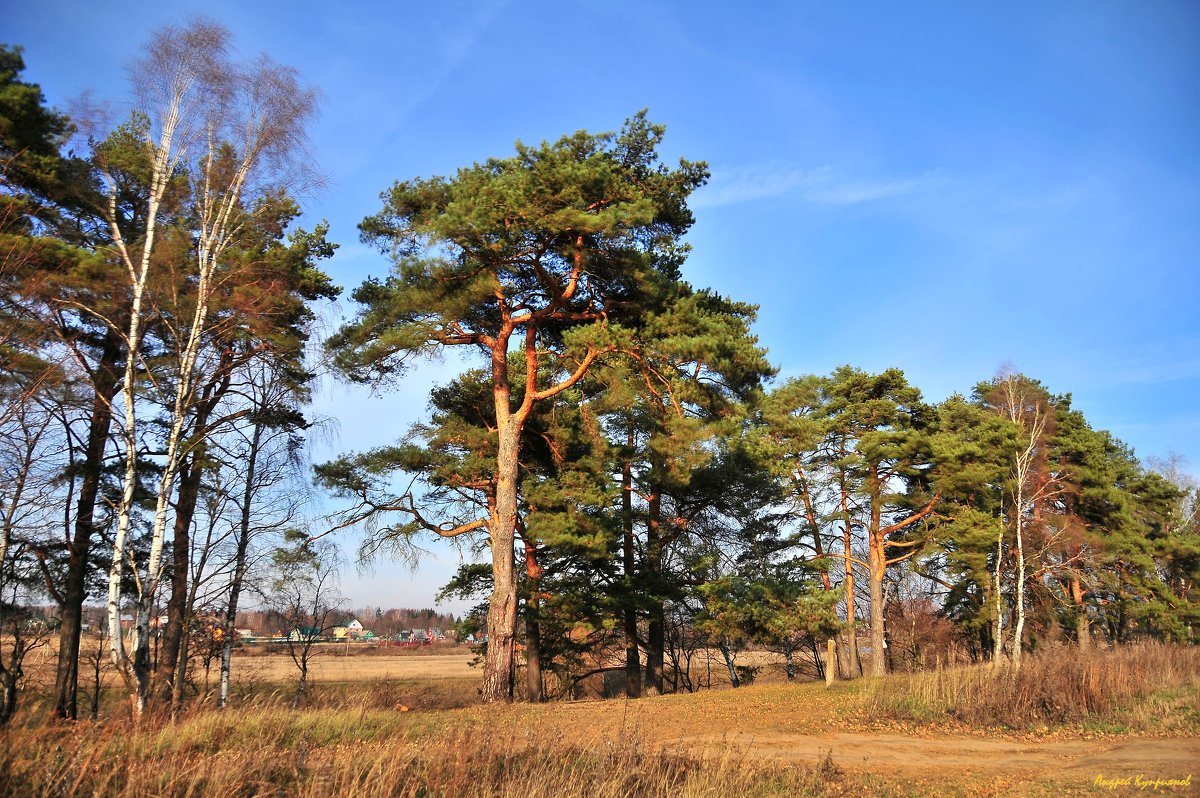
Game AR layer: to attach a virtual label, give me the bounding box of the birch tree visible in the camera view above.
[978,373,1057,669]
[101,20,318,718]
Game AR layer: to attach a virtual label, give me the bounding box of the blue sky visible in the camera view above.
[5,1,1198,612]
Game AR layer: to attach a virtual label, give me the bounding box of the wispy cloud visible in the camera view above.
[692,164,931,209]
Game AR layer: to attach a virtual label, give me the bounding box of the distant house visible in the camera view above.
[288,627,322,641]
[334,618,366,640]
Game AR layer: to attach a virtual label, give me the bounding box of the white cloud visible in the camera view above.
[692,163,930,209]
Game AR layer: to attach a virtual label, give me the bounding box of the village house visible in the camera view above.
[332,618,366,640]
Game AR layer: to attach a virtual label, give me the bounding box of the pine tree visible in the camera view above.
[326,113,706,702]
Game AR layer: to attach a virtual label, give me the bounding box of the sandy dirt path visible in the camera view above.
[516,684,1198,793]
[682,730,1199,778]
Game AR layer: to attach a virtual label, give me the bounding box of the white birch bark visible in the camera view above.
[1002,376,1048,671]
[104,70,192,713]
[101,25,314,719]
[993,527,1005,666]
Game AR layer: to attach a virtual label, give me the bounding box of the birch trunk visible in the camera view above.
[992,527,1005,666]
[1012,482,1027,669]
[105,104,183,717]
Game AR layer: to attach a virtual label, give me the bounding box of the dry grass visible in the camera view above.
[5,645,1197,797]
[1,711,854,798]
[866,642,1200,732]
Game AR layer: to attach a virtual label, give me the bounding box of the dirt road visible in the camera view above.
[684,729,1198,781]
[522,683,1198,793]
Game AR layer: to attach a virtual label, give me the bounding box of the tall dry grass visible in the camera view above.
[0,709,843,798]
[867,642,1200,729]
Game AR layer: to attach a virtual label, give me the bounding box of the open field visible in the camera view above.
[17,639,786,692]
[17,642,483,689]
[4,644,1198,796]
[233,651,481,683]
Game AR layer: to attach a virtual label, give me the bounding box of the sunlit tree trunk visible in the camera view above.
[840,474,861,678]
[481,364,519,702]
[1071,576,1090,650]
[1012,479,1027,669]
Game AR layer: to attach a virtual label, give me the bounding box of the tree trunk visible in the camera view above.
[868,480,887,677]
[992,526,1005,666]
[0,670,16,726]
[824,639,836,687]
[1012,486,1026,669]
[171,619,191,710]
[621,448,642,698]
[54,336,121,720]
[868,539,887,677]
[718,640,739,688]
[159,450,203,706]
[481,421,520,703]
[522,542,543,702]
[841,483,861,679]
[796,468,839,682]
[643,492,664,696]
[88,625,106,719]
[1071,577,1090,650]
[294,658,308,707]
[107,91,180,722]
[219,417,263,709]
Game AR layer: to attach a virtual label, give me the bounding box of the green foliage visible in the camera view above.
[328,111,708,384]
[0,45,73,195]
